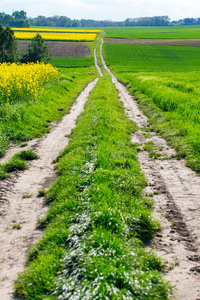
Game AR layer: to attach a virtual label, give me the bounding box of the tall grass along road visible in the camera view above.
[104,42,200,173]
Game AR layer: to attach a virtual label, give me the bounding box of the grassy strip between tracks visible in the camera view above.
[0,66,97,157]
[15,75,170,299]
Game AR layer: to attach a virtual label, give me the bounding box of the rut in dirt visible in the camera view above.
[0,59,100,299]
[100,39,200,300]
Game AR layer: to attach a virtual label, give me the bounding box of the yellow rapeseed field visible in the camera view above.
[13,28,101,33]
[0,62,60,104]
[14,31,98,41]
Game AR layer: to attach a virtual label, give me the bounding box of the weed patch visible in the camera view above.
[12,223,21,230]
[0,149,39,180]
[143,141,161,159]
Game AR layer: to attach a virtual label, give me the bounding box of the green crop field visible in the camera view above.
[104,43,200,72]
[104,25,200,39]
[50,56,94,68]
[104,32,200,173]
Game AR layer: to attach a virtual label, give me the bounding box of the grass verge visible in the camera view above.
[104,42,200,173]
[15,75,170,299]
[0,66,97,157]
[118,74,200,173]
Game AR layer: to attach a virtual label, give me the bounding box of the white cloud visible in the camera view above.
[1,0,200,21]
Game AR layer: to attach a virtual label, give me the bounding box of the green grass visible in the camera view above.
[15,75,170,299]
[22,193,33,198]
[117,71,200,172]
[37,188,46,197]
[104,43,200,72]
[0,149,39,180]
[104,42,200,173]
[0,66,98,157]
[104,25,200,39]
[12,223,21,229]
[143,141,161,159]
[50,56,94,68]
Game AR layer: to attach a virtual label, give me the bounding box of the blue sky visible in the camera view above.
[0,0,199,21]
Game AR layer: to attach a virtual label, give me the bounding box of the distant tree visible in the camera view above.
[14,19,30,28]
[124,16,170,27]
[0,13,14,26]
[0,11,30,27]
[72,20,81,27]
[58,16,72,27]
[29,15,73,27]
[50,15,60,26]
[2,14,14,25]
[0,23,18,63]
[20,34,50,63]
[12,10,27,20]
[11,10,30,27]
[183,18,195,25]
[29,15,51,27]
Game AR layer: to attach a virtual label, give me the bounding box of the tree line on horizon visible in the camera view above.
[0,11,30,27]
[1,11,200,27]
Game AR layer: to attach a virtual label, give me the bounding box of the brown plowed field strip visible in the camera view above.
[105,38,200,47]
[18,41,91,57]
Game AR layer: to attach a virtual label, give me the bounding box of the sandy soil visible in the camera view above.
[105,38,200,47]
[94,39,103,77]
[0,71,99,298]
[100,39,200,300]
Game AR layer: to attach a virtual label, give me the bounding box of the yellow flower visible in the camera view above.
[14,31,98,41]
[0,62,60,104]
